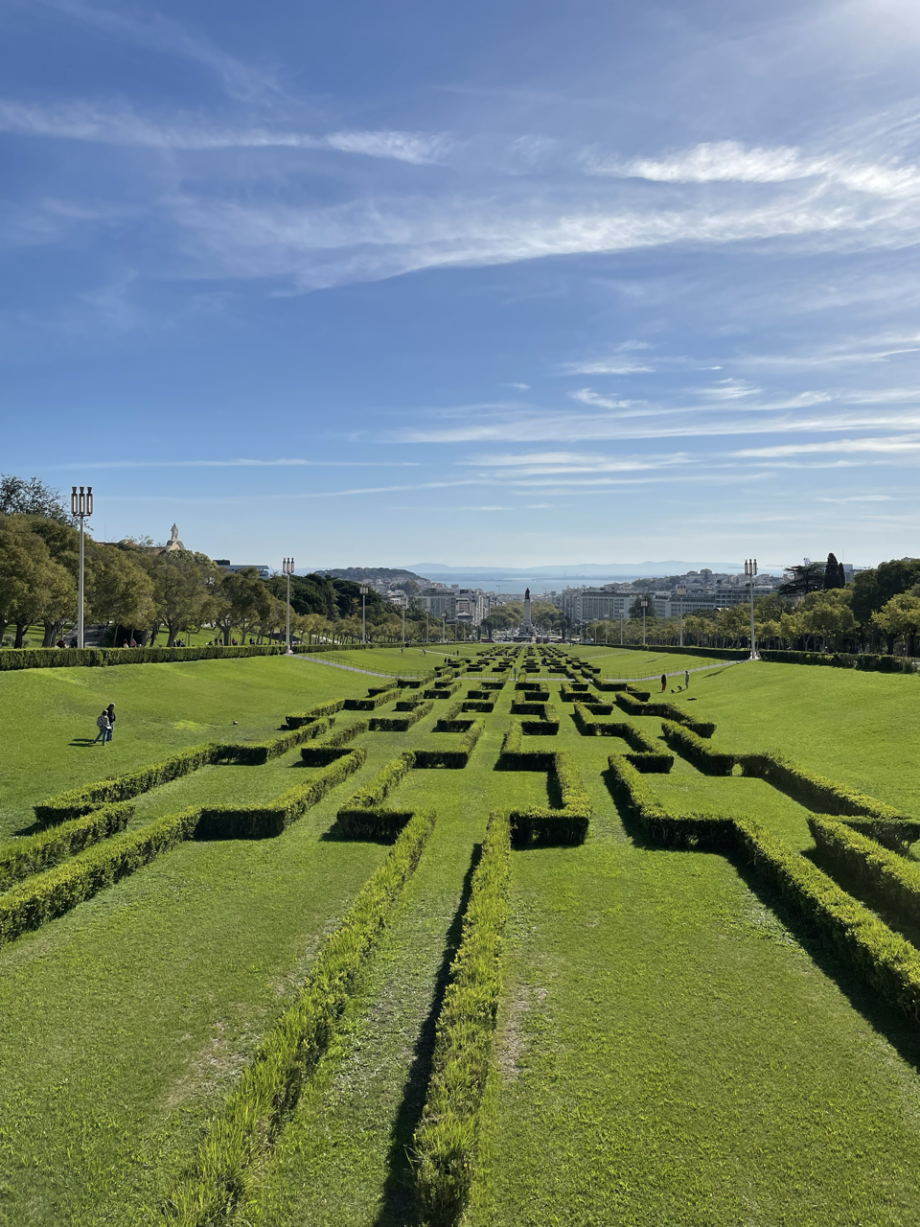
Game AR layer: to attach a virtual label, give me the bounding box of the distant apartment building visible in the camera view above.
[415,587,489,625]
[215,560,272,580]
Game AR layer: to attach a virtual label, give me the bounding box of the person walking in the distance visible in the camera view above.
[105,703,116,742]
[685,669,690,690]
[661,673,667,693]
[93,709,110,745]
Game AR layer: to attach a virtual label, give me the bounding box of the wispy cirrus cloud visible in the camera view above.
[735,434,920,457]
[0,100,451,164]
[583,139,920,200]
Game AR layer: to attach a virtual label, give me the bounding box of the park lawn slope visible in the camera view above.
[0,655,372,844]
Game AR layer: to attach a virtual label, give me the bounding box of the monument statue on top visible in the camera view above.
[523,586,533,631]
[164,523,186,552]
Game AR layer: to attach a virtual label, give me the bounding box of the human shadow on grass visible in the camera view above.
[68,737,102,747]
[371,843,482,1227]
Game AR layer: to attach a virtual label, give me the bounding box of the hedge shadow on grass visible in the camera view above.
[602,766,920,1073]
[371,844,482,1227]
[730,848,920,1078]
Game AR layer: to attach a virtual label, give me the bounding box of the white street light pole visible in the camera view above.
[283,557,295,654]
[359,583,368,645]
[402,600,406,649]
[71,486,93,649]
[676,584,687,648]
[745,559,759,661]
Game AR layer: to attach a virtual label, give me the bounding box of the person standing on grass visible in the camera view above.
[685,669,690,690]
[93,709,110,745]
[661,672,667,693]
[105,703,116,742]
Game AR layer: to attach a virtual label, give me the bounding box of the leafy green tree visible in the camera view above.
[851,559,920,648]
[140,551,215,647]
[872,592,920,657]
[822,553,846,590]
[86,543,155,641]
[0,474,72,524]
[0,526,75,646]
[798,589,856,651]
[211,568,270,646]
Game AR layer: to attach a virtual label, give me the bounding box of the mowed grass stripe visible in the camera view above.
[0,770,389,1225]
[472,800,920,1226]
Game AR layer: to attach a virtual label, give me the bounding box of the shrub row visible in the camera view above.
[507,750,591,845]
[300,719,370,764]
[660,720,737,775]
[0,806,202,947]
[0,801,133,891]
[414,720,485,768]
[370,699,435,732]
[34,741,223,825]
[196,750,366,839]
[0,643,375,671]
[338,751,416,814]
[461,700,495,714]
[571,706,674,771]
[423,681,462,700]
[283,698,346,728]
[605,755,920,1023]
[839,816,920,854]
[808,816,920,934]
[615,643,916,673]
[613,692,716,737]
[740,753,903,819]
[414,813,512,1224]
[615,644,747,661]
[160,809,436,1226]
[220,720,334,766]
[343,686,400,711]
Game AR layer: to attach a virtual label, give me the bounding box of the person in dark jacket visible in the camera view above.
[105,703,116,742]
[661,673,667,693]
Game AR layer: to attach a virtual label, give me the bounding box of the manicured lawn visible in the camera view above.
[2,649,919,1225]
[0,655,372,843]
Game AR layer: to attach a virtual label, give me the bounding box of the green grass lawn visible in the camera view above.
[2,654,920,1225]
[0,655,373,843]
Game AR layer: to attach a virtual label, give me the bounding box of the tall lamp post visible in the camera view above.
[641,598,648,648]
[359,584,368,644]
[283,557,295,654]
[676,584,687,648]
[71,485,93,649]
[401,599,406,650]
[744,558,759,661]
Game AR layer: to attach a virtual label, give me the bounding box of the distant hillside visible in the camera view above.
[323,566,431,588]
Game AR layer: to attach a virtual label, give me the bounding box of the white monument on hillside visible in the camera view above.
[523,587,533,631]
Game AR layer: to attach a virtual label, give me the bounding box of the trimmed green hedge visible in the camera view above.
[414,720,485,768]
[34,742,223,825]
[422,681,462,700]
[283,699,345,729]
[370,699,435,732]
[0,643,379,672]
[614,691,716,737]
[414,813,511,1224]
[607,754,737,850]
[343,686,400,711]
[196,750,366,839]
[0,801,133,891]
[0,806,202,947]
[660,720,736,774]
[735,817,920,1023]
[808,816,920,932]
[740,753,903,818]
[338,751,416,816]
[160,809,436,1226]
[219,720,334,766]
[839,816,920,854]
[461,700,495,713]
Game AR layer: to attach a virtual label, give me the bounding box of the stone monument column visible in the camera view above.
[523,587,533,629]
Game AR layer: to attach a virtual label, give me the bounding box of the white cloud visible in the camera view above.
[735,434,920,457]
[584,139,920,200]
[0,100,450,164]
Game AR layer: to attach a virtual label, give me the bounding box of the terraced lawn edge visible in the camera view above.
[0,800,133,890]
[414,811,512,1227]
[158,808,437,1227]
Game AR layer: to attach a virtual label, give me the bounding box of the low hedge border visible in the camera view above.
[606,755,920,1023]
[283,699,345,729]
[160,809,436,1226]
[0,643,376,672]
[808,816,920,934]
[506,750,591,846]
[370,699,435,733]
[343,686,400,711]
[414,813,511,1225]
[613,644,916,673]
[660,720,737,775]
[0,806,202,947]
[196,749,366,839]
[414,720,485,768]
[422,682,462,700]
[4,752,369,943]
[740,753,904,819]
[461,700,495,713]
[0,801,134,891]
[839,817,920,854]
[614,692,716,737]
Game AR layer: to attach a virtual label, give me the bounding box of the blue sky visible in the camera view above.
[2,0,919,570]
